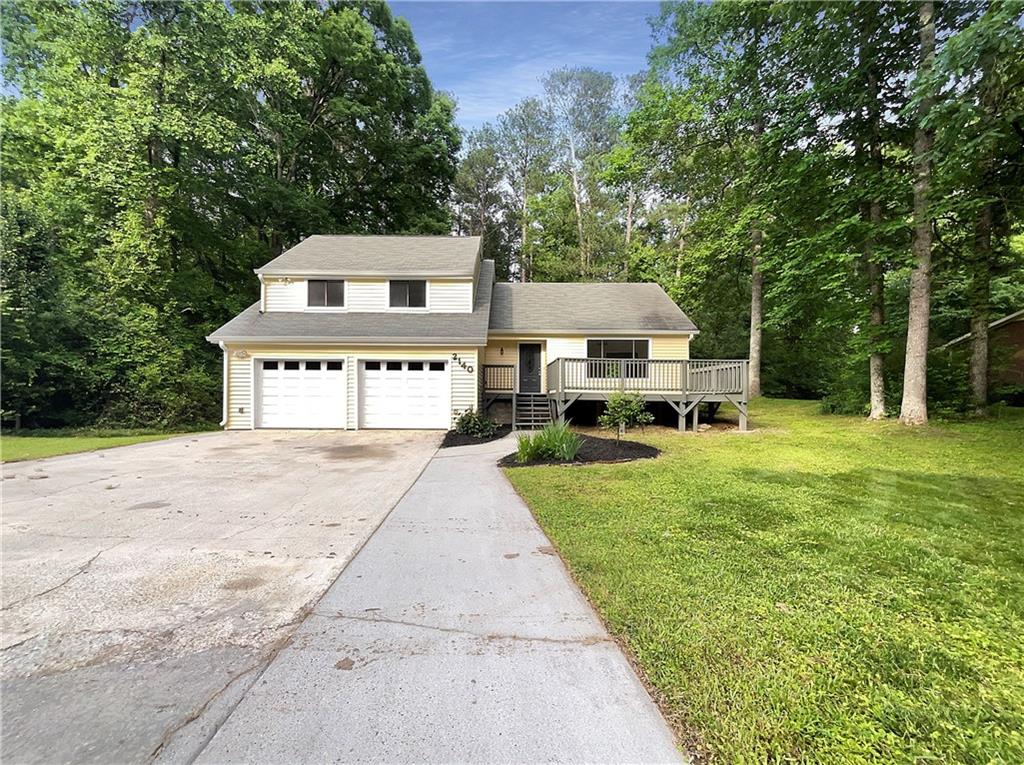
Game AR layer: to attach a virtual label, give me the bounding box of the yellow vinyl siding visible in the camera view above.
[226,352,254,429]
[222,345,479,429]
[260,278,472,313]
[346,280,388,311]
[651,335,690,359]
[429,280,474,312]
[263,278,306,311]
[546,337,587,361]
[483,338,549,391]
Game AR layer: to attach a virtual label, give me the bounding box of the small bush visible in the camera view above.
[598,392,655,439]
[516,421,583,463]
[454,409,498,438]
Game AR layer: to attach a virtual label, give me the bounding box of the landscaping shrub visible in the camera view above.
[598,392,654,439]
[516,421,583,463]
[453,409,498,438]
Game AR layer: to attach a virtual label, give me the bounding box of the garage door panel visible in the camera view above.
[359,360,450,429]
[258,360,346,429]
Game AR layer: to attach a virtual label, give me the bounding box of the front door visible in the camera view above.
[518,344,542,393]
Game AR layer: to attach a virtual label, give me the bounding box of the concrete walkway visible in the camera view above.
[196,435,684,763]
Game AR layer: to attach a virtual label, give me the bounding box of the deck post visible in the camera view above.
[739,360,749,431]
[557,358,566,422]
[677,399,685,431]
[691,402,699,432]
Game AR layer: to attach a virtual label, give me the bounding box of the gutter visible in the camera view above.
[207,336,487,346]
[487,329,700,337]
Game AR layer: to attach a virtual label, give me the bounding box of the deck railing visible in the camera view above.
[545,358,747,397]
[484,358,748,397]
[482,364,515,392]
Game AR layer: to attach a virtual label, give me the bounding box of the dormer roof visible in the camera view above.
[255,235,482,278]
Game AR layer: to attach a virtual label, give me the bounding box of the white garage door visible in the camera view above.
[359,360,450,429]
[257,359,346,428]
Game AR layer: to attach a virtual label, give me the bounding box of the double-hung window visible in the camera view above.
[307,280,345,308]
[389,280,426,308]
[586,339,650,379]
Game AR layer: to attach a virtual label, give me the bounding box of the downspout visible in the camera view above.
[258,274,266,313]
[219,341,228,427]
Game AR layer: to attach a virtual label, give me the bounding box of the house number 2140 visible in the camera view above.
[451,353,474,374]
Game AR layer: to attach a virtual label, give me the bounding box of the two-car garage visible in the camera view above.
[254,357,452,430]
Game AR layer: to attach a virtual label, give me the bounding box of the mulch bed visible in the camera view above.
[498,434,660,467]
[439,425,513,448]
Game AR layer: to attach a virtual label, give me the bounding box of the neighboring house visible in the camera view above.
[939,308,1024,388]
[207,235,749,431]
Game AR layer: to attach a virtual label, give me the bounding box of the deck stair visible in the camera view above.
[514,393,552,429]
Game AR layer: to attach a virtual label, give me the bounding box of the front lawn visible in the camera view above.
[505,399,1024,764]
[1,431,192,462]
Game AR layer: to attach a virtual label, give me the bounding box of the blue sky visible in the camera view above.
[391,1,662,130]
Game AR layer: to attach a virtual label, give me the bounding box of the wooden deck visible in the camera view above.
[483,358,749,431]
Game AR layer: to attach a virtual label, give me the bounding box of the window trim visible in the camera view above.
[305,279,347,311]
[387,279,430,311]
[585,337,651,380]
[585,338,650,360]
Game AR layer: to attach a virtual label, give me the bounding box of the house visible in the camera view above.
[207,235,749,431]
[938,308,1024,390]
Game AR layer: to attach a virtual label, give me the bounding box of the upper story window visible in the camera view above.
[389,280,426,308]
[308,280,344,307]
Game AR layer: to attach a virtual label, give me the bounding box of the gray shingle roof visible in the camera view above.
[489,282,697,334]
[255,235,482,277]
[208,261,494,345]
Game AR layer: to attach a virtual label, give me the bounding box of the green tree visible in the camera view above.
[495,98,555,281]
[1,0,459,427]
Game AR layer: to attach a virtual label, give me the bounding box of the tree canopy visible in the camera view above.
[459,0,1024,420]
[1,0,460,427]
[2,0,1022,428]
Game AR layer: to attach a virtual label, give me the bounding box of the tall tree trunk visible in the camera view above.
[749,230,764,398]
[967,49,999,416]
[625,186,635,246]
[969,204,993,414]
[899,0,935,426]
[861,15,887,419]
[867,246,886,418]
[746,25,766,399]
[623,186,636,279]
[520,180,529,283]
[566,132,587,272]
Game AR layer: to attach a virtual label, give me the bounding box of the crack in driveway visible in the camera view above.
[1,541,125,612]
[323,610,611,647]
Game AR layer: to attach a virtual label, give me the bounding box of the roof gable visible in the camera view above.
[255,235,482,278]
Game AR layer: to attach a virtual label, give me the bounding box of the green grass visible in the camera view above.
[505,399,1024,764]
[0,430,195,462]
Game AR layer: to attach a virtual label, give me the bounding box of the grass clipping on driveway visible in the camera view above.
[504,399,1024,764]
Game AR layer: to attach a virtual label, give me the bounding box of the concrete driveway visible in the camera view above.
[194,435,684,763]
[1,429,440,764]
